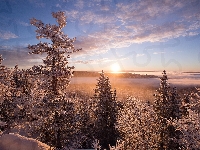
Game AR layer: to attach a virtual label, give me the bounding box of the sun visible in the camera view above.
[111,63,121,73]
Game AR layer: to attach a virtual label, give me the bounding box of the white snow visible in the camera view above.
[0,133,52,150]
[0,121,7,127]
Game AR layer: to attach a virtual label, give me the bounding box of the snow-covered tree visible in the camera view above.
[154,70,185,120]
[0,55,8,101]
[0,55,14,132]
[153,70,186,149]
[0,55,11,101]
[117,96,159,149]
[12,66,32,96]
[175,87,200,149]
[27,11,81,149]
[93,71,121,150]
[117,71,190,149]
[0,63,33,133]
[71,93,95,149]
[28,11,81,95]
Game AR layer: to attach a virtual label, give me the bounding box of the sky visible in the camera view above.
[0,0,200,72]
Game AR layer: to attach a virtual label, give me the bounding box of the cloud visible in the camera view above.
[131,22,188,43]
[19,21,30,27]
[0,46,44,68]
[66,0,185,25]
[74,25,132,54]
[74,0,84,9]
[63,0,200,55]
[100,5,110,11]
[74,21,190,54]
[116,0,185,22]
[136,54,145,57]
[70,58,113,64]
[70,56,127,65]
[28,0,45,7]
[0,31,18,40]
[65,9,115,24]
[153,51,165,55]
[56,4,61,8]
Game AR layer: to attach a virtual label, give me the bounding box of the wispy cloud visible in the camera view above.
[74,26,132,54]
[70,56,127,65]
[28,0,45,7]
[74,0,84,9]
[153,51,165,55]
[0,31,18,40]
[65,0,200,54]
[0,46,43,68]
[56,4,61,8]
[136,54,145,57]
[65,10,115,24]
[19,21,30,27]
[74,21,190,54]
[131,22,188,43]
[116,0,184,22]
[70,58,114,64]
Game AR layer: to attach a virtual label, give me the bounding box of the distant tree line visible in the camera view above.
[73,71,158,78]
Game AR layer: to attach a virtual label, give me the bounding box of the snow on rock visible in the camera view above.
[0,133,52,150]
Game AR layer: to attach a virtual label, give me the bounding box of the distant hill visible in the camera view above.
[73,71,158,78]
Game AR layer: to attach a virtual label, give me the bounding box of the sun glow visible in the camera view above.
[111,63,121,73]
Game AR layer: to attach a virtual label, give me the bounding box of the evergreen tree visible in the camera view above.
[72,94,95,149]
[28,11,81,95]
[117,96,159,149]
[153,70,186,150]
[12,66,32,95]
[176,87,200,149]
[27,11,81,149]
[0,62,32,133]
[93,71,120,150]
[0,55,14,132]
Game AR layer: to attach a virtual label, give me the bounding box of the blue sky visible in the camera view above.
[0,0,200,72]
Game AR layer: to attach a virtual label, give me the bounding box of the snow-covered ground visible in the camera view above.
[0,133,52,150]
[0,133,99,150]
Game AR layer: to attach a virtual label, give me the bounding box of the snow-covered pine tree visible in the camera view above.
[27,11,81,149]
[175,87,200,149]
[0,55,13,132]
[93,70,120,150]
[0,55,11,98]
[11,65,37,123]
[0,55,9,101]
[9,65,26,122]
[12,66,32,96]
[117,96,159,149]
[0,62,31,133]
[28,11,81,95]
[70,93,95,149]
[153,70,186,149]
[0,57,24,133]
